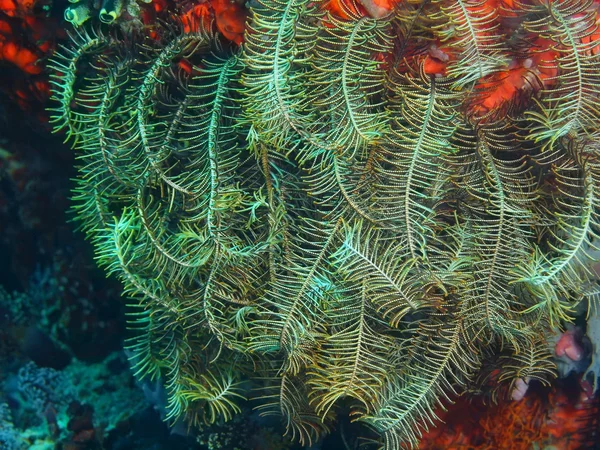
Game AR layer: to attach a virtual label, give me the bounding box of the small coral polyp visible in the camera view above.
[49,0,600,448]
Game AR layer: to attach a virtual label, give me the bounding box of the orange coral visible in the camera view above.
[0,40,41,74]
[179,0,247,45]
[180,4,212,34]
[422,44,455,77]
[0,0,36,17]
[324,0,363,19]
[357,0,400,17]
[212,0,247,45]
[419,383,599,450]
[324,0,400,19]
[0,0,56,113]
[467,65,541,122]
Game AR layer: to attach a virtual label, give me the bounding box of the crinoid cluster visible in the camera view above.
[49,0,600,448]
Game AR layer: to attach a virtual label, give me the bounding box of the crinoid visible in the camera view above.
[48,0,600,448]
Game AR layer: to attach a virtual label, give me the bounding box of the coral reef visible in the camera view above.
[17,362,74,427]
[64,0,146,27]
[0,0,61,115]
[0,403,26,450]
[418,379,600,449]
[48,0,600,448]
[62,0,248,45]
[2,353,302,450]
[1,355,154,449]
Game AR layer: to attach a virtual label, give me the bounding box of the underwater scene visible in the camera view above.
[0,0,600,448]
